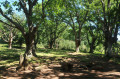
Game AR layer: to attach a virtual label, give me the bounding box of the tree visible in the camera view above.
[43,8,68,49]
[14,32,24,48]
[92,0,120,57]
[0,0,50,70]
[33,0,67,49]
[45,21,67,49]
[63,0,90,52]
[0,23,17,49]
[85,23,103,53]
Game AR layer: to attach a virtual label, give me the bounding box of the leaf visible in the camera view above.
[12,1,18,6]
[2,0,10,9]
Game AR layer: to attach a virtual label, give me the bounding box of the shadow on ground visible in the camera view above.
[0,53,120,79]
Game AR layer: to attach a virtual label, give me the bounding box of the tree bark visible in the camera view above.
[105,41,113,57]
[104,32,115,57]
[104,26,117,57]
[89,44,93,53]
[89,44,96,53]
[75,39,80,53]
[89,37,97,53]
[32,43,37,57]
[9,32,13,49]
[49,40,54,49]
[24,33,37,57]
[18,33,37,70]
[9,40,12,49]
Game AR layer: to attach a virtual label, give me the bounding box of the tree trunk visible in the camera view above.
[89,44,94,53]
[32,43,37,57]
[105,42,113,57]
[89,44,96,53]
[49,39,55,49]
[75,39,80,53]
[25,38,37,57]
[89,37,96,53]
[18,33,37,70]
[9,32,13,49]
[49,41,54,49]
[34,42,37,49]
[9,40,12,49]
[105,40,113,57]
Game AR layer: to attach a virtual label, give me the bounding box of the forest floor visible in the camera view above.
[0,51,120,79]
[0,45,120,79]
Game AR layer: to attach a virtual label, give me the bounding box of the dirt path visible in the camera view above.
[0,55,120,79]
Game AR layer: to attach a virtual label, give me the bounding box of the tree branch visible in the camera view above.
[0,20,14,28]
[101,0,107,24]
[44,0,52,8]
[1,31,9,42]
[19,0,28,18]
[33,0,38,6]
[12,16,24,26]
[0,8,25,35]
[69,12,76,37]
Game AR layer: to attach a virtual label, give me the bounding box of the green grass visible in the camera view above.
[0,44,75,66]
[36,48,74,57]
[0,44,24,66]
[0,43,120,68]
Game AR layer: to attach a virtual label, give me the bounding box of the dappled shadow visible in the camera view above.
[0,48,23,62]
[0,62,120,79]
[0,46,120,79]
[1,54,19,61]
[1,59,120,79]
[19,71,40,79]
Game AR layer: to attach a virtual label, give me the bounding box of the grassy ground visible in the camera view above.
[0,43,120,67]
[0,44,102,66]
[0,44,120,79]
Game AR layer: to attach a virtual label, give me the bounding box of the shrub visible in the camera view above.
[56,39,75,50]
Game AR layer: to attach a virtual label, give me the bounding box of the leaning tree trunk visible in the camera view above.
[75,39,80,53]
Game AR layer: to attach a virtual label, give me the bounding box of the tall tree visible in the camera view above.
[33,0,67,49]
[63,0,90,52]
[44,20,67,49]
[0,0,50,69]
[0,23,16,49]
[98,0,120,56]
[85,23,103,53]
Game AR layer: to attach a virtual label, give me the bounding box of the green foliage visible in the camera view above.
[79,41,89,53]
[94,44,104,54]
[0,0,119,60]
[56,39,75,50]
[13,32,24,48]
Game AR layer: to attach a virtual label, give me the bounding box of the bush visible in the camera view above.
[79,41,89,53]
[94,44,104,54]
[56,39,75,50]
